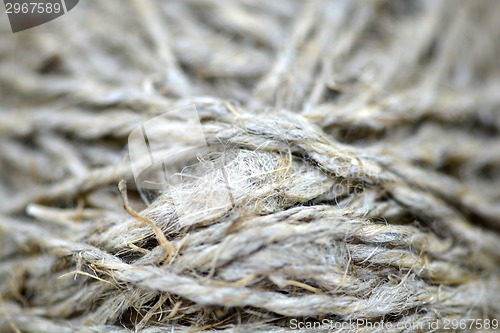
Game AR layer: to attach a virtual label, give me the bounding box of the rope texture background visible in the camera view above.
[0,0,499,332]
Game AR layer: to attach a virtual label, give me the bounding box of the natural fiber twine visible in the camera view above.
[1,0,500,332]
